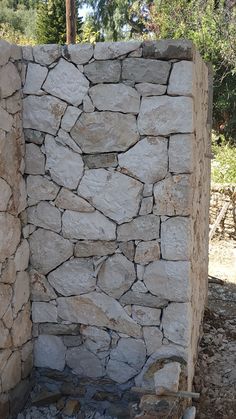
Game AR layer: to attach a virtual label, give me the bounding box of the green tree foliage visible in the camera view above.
[0,0,37,42]
[35,0,83,44]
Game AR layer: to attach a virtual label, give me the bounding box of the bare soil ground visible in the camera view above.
[194,239,236,419]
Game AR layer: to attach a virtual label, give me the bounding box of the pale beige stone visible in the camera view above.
[90,83,140,114]
[57,292,141,337]
[30,269,57,302]
[23,63,48,95]
[0,62,21,98]
[78,169,143,224]
[154,361,181,395]
[117,215,160,241]
[153,175,192,216]
[2,305,13,329]
[118,241,135,261]
[138,96,194,136]
[132,305,161,326]
[14,239,30,272]
[0,284,12,318]
[0,259,16,284]
[143,326,163,355]
[5,91,21,114]
[135,241,160,265]
[0,105,13,132]
[55,188,94,212]
[0,213,21,262]
[162,302,191,346]
[161,217,192,260]
[71,111,139,153]
[11,304,32,347]
[97,254,136,299]
[0,349,11,372]
[74,241,116,257]
[169,134,194,174]
[0,320,11,348]
[120,291,167,308]
[119,137,168,183]
[29,229,73,275]
[1,351,21,392]
[0,178,11,211]
[25,143,45,175]
[12,272,30,315]
[43,58,89,105]
[62,210,116,241]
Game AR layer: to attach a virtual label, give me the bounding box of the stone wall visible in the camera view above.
[0,40,32,418]
[0,39,211,417]
[210,184,236,239]
[21,39,211,406]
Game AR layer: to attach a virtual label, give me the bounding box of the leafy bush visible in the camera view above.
[211,134,236,184]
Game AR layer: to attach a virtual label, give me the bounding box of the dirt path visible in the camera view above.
[193,239,236,419]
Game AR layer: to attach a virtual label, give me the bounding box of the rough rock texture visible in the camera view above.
[89,84,140,114]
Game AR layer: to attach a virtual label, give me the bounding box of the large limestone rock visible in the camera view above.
[55,188,94,212]
[0,213,21,262]
[0,106,13,132]
[119,137,168,183]
[66,43,94,64]
[169,134,194,174]
[81,326,111,354]
[162,302,191,347]
[154,361,181,394]
[61,106,82,132]
[142,40,194,60]
[132,305,161,326]
[66,346,104,377]
[94,41,141,60]
[0,320,11,348]
[168,61,194,96]
[71,112,139,153]
[89,84,140,114]
[14,239,29,272]
[74,241,117,257]
[34,335,66,371]
[43,58,89,106]
[97,254,136,299]
[33,44,62,65]
[23,95,67,135]
[48,258,96,296]
[45,135,84,189]
[27,202,61,233]
[26,175,59,206]
[30,269,57,302]
[23,63,48,95]
[0,178,12,211]
[143,326,163,355]
[1,351,21,392]
[0,62,21,98]
[57,292,141,337]
[153,175,192,216]
[138,96,194,135]
[25,143,45,175]
[135,241,160,265]
[107,338,146,383]
[117,215,160,241]
[32,301,57,323]
[120,291,167,308]
[135,83,166,97]
[0,284,12,318]
[12,272,30,315]
[78,169,143,224]
[55,129,82,154]
[84,60,121,83]
[11,304,32,347]
[83,153,118,169]
[122,58,171,84]
[0,39,11,66]
[144,260,191,302]
[161,217,192,260]
[29,228,73,274]
[62,210,116,240]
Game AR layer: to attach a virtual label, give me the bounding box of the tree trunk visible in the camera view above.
[66,0,77,44]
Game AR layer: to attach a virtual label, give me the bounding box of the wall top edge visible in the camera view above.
[0,38,197,63]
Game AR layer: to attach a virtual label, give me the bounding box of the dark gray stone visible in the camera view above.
[84,60,121,83]
[142,40,194,60]
[83,153,118,169]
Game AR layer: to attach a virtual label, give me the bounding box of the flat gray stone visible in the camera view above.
[117,215,160,241]
[0,40,12,66]
[71,112,139,153]
[25,143,45,175]
[138,96,194,136]
[143,326,163,355]
[97,254,136,299]
[23,95,67,135]
[55,129,82,154]
[168,61,194,96]
[84,60,121,83]
[118,241,135,261]
[23,63,48,95]
[118,137,168,183]
[26,175,59,206]
[78,169,143,224]
[139,197,153,215]
[57,292,141,337]
[122,58,171,83]
[82,326,111,353]
[162,302,191,347]
[48,258,96,296]
[144,260,191,302]
[29,228,73,275]
[62,210,116,240]
[0,213,21,262]
[120,291,167,308]
[27,202,61,233]
[135,83,166,96]
[55,188,94,212]
[83,153,118,169]
[74,241,117,257]
[94,41,141,60]
[45,135,84,189]
[0,62,21,98]
[34,335,66,371]
[153,175,192,216]
[0,178,12,211]
[169,134,194,174]
[161,217,192,260]
[60,106,82,132]
[43,58,89,106]
[24,129,44,145]
[33,44,62,65]
[30,269,57,302]
[132,306,161,326]
[135,241,160,265]
[32,301,57,323]
[66,346,104,377]
[89,84,140,114]
[154,361,181,394]
[142,40,194,60]
[66,43,94,64]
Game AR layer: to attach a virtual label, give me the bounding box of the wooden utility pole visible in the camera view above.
[66,0,77,44]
